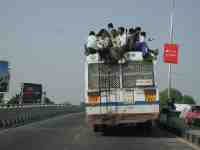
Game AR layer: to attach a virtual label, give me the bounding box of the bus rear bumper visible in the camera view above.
[87,113,159,126]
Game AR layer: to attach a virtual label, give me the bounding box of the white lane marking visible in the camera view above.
[177,137,200,150]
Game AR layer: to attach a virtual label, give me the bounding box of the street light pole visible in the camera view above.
[168,0,175,99]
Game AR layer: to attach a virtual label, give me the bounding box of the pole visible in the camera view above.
[19,83,23,105]
[168,0,175,99]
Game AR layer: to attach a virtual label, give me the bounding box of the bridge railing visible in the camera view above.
[0,104,82,129]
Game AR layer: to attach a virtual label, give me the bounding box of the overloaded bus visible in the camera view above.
[84,31,159,132]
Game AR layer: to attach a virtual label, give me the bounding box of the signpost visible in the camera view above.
[163,43,179,64]
[164,0,180,99]
[0,61,10,92]
[22,83,43,104]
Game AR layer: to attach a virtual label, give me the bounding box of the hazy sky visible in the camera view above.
[0,0,199,104]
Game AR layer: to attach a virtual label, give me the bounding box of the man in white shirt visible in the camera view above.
[86,31,98,49]
[86,31,98,54]
[118,27,127,47]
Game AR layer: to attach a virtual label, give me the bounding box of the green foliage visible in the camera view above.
[62,101,72,106]
[160,88,196,107]
[182,95,196,104]
[7,94,20,104]
[44,97,55,104]
[160,88,183,107]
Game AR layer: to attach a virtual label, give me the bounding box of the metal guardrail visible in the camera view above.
[0,104,81,129]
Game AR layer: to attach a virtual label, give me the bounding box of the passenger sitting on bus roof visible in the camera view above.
[127,28,136,51]
[134,26,142,43]
[96,29,112,61]
[97,29,112,49]
[107,23,114,33]
[134,31,149,58]
[111,29,121,48]
[139,31,146,42]
[85,31,98,55]
[118,27,127,48]
[109,29,122,62]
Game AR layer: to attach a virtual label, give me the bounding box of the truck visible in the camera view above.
[84,46,159,132]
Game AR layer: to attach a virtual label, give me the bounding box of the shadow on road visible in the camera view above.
[102,124,176,138]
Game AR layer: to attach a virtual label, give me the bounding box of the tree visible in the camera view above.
[44,97,54,104]
[7,94,20,105]
[182,95,196,105]
[160,88,183,107]
[62,101,72,106]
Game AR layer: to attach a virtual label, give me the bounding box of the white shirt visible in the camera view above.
[86,35,97,49]
[139,35,145,43]
[119,33,127,47]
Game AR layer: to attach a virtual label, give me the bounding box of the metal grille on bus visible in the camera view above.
[122,62,154,88]
[88,62,154,90]
[88,63,120,90]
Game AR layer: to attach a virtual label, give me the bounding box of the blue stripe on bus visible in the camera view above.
[85,101,159,107]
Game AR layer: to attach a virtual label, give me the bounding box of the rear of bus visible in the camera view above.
[84,52,159,130]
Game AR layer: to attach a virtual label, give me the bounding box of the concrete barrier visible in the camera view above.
[0,104,82,129]
[185,130,200,147]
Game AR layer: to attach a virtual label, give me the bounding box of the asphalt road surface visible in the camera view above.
[0,113,197,150]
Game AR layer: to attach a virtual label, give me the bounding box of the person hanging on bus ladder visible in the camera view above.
[85,31,98,55]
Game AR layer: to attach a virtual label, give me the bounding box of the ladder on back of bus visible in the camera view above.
[98,62,118,113]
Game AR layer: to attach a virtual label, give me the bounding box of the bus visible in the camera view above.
[84,50,159,132]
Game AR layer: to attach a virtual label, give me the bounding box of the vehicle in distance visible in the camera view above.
[184,105,200,125]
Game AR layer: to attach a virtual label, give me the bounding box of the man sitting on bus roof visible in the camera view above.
[109,29,121,62]
[96,29,112,62]
[107,23,114,34]
[118,27,127,48]
[85,31,98,55]
[127,28,136,51]
[135,31,149,58]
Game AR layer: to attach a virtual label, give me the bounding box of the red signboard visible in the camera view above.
[163,43,179,64]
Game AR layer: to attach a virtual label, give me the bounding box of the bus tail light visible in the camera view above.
[88,96,100,104]
[144,90,156,102]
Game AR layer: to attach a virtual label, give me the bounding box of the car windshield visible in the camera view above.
[191,106,200,112]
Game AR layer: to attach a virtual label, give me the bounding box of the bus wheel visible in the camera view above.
[145,120,153,130]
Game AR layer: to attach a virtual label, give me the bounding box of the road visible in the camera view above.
[0,113,197,150]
